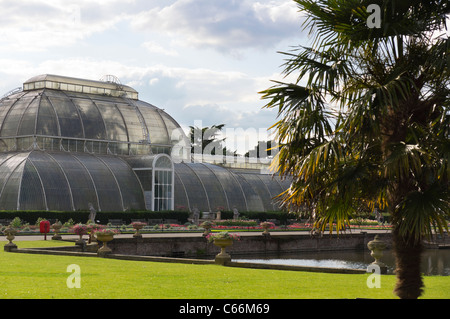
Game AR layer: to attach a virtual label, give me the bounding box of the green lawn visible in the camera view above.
[1,240,448,299]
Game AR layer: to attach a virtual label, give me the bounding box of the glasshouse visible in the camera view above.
[0,74,290,212]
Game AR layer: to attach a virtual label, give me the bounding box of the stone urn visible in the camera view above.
[3,226,17,251]
[73,224,88,246]
[260,222,273,236]
[51,220,62,240]
[132,222,146,238]
[213,238,233,265]
[200,221,213,237]
[96,232,115,256]
[367,235,387,274]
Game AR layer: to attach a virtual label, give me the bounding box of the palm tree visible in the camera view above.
[189,124,226,155]
[260,0,449,299]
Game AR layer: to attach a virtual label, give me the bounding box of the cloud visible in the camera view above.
[0,56,277,123]
[0,0,132,52]
[141,41,179,56]
[131,0,302,53]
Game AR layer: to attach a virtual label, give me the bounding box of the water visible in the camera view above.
[232,249,450,276]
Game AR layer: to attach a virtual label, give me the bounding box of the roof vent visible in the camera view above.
[99,75,123,89]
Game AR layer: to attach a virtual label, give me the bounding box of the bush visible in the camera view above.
[0,210,190,225]
[10,217,22,228]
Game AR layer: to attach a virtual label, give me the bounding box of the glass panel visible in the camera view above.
[36,95,59,136]
[0,154,28,210]
[72,153,122,211]
[17,95,39,136]
[0,160,25,210]
[16,137,34,150]
[188,163,228,211]
[173,172,189,211]
[205,164,247,212]
[231,172,266,211]
[136,102,170,145]
[0,98,18,136]
[256,174,283,210]
[71,98,107,140]
[19,161,46,210]
[0,94,35,137]
[29,152,73,211]
[134,169,152,191]
[116,102,144,143]
[174,163,209,212]
[47,94,83,138]
[49,152,97,211]
[95,102,128,142]
[100,156,145,210]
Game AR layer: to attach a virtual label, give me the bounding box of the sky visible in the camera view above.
[0,0,307,155]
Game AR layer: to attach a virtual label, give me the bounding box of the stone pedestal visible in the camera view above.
[367,235,387,274]
[3,227,17,252]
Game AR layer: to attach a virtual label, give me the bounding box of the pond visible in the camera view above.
[232,249,450,276]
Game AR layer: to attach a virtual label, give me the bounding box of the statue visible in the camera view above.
[192,207,200,225]
[88,203,97,224]
[233,207,239,220]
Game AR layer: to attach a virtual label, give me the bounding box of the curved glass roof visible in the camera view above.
[0,151,145,211]
[174,162,291,212]
[0,75,190,157]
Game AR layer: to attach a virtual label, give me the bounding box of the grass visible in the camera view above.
[0,240,449,299]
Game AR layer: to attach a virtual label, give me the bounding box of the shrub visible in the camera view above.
[10,217,22,228]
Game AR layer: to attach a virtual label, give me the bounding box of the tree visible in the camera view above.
[189,124,236,156]
[244,140,279,158]
[260,0,449,299]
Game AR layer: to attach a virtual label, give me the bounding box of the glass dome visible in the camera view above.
[0,74,190,158]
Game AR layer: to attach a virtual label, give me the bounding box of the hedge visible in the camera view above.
[0,210,294,225]
[0,210,190,225]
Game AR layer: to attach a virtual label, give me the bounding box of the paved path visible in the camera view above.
[7,228,391,241]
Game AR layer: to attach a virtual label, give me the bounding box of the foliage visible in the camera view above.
[72,224,88,235]
[260,0,449,239]
[205,231,240,242]
[10,217,22,228]
[94,228,120,236]
[260,0,449,299]
[0,210,190,225]
[260,221,276,228]
[189,123,228,155]
[215,220,258,227]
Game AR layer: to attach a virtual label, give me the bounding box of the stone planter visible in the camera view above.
[201,222,213,237]
[3,226,17,251]
[132,223,146,238]
[261,223,271,236]
[51,221,62,240]
[96,233,114,256]
[213,238,233,265]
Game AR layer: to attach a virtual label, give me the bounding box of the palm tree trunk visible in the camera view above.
[392,226,424,299]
